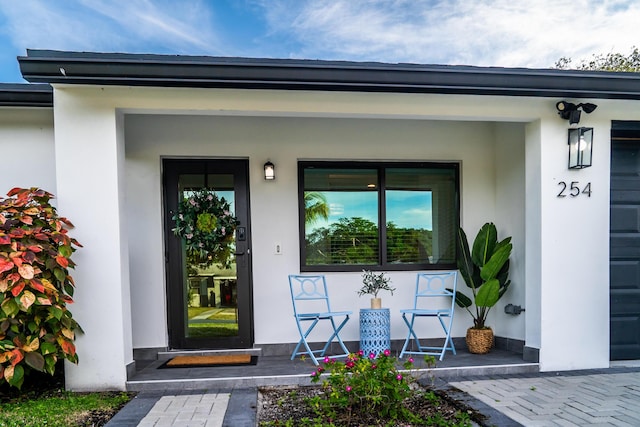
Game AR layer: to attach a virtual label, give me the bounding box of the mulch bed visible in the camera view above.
[257,383,486,426]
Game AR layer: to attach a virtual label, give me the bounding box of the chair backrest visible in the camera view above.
[412,271,458,311]
[289,275,332,316]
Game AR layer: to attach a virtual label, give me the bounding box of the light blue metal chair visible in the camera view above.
[289,274,352,365]
[399,271,458,361]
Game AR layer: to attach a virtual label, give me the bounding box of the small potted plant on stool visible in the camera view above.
[359,270,395,309]
[358,270,395,356]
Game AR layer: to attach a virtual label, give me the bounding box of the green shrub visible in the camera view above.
[309,350,421,424]
[0,188,82,388]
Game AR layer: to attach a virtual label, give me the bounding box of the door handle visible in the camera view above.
[235,251,245,256]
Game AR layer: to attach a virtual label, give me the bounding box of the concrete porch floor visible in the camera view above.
[126,345,538,392]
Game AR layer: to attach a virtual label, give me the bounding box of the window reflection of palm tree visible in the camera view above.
[304,192,329,225]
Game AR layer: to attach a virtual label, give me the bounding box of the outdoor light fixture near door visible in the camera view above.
[568,127,593,169]
[556,101,597,125]
[556,101,597,169]
[264,161,275,180]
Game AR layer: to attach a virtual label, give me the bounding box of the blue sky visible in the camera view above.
[307,190,433,233]
[0,0,638,83]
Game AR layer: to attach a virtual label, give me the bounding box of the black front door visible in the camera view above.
[163,159,252,349]
[610,122,640,359]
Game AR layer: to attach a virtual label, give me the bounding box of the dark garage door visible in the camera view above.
[611,121,640,360]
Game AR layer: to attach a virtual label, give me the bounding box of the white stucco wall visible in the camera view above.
[525,121,543,353]
[52,89,132,391]
[0,108,55,193]
[124,114,521,349]
[493,123,526,339]
[535,115,611,371]
[40,83,632,388]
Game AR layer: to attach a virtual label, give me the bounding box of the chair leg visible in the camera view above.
[400,313,456,361]
[319,316,351,359]
[437,315,456,360]
[291,316,351,365]
[332,316,352,356]
[290,339,303,361]
[291,318,321,365]
[400,313,421,358]
[291,338,319,365]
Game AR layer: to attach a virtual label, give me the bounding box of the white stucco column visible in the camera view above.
[527,117,610,371]
[52,87,132,391]
[525,121,543,357]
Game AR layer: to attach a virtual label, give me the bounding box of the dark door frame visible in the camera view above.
[162,158,253,349]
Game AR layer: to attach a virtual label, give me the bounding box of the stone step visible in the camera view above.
[126,372,314,391]
[125,361,539,392]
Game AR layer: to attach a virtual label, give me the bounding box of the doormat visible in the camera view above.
[158,354,258,369]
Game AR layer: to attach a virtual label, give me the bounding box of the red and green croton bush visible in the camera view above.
[0,188,82,388]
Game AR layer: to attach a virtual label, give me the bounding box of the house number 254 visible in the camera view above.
[557,181,592,198]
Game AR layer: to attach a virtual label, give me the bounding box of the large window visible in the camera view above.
[299,161,459,272]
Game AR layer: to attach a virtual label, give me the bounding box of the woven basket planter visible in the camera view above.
[466,327,494,354]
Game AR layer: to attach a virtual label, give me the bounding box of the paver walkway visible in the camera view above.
[450,371,640,426]
[135,393,230,427]
[109,362,640,426]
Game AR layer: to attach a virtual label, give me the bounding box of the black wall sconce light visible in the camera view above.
[568,127,593,169]
[556,101,597,169]
[264,161,275,180]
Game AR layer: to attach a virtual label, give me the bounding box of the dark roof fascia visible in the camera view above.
[0,83,52,107]
[17,49,640,100]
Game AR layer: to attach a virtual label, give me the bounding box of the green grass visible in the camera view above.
[188,323,238,337]
[0,367,133,427]
[187,307,239,337]
[188,307,237,320]
[0,391,132,426]
[188,307,213,317]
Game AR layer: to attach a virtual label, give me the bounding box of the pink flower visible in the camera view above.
[221,227,226,235]
[189,198,196,206]
[323,356,330,364]
[396,374,403,381]
[371,364,377,370]
[358,350,364,357]
[368,353,375,360]
[207,195,213,200]
[185,233,193,239]
[383,349,391,356]
[310,371,317,377]
[345,361,355,369]
[345,386,352,392]
[408,357,414,363]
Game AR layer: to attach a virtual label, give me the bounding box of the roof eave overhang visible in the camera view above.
[17,50,640,101]
[0,83,53,107]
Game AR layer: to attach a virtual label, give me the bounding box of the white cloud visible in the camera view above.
[257,0,640,68]
[395,207,433,230]
[0,0,223,55]
[78,0,220,52]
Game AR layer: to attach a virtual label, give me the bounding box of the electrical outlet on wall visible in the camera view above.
[274,242,282,255]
